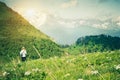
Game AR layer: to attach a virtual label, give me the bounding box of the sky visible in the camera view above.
[0,0,120,44]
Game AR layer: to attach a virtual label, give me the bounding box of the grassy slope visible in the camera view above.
[0,50,120,80]
[0,2,63,63]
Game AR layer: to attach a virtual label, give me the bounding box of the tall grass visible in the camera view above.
[0,50,120,80]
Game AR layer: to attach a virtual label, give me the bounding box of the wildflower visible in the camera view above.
[91,70,98,75]
[24,71,31,76]
[64,73,70,77]
[3,72,7,76]
[3,71,9,76]
[32,68,40,72]
[115,64,120,70]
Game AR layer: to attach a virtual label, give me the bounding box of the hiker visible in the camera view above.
[20,47,27,61]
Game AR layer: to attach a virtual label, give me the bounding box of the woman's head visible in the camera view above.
[22,47,25,50]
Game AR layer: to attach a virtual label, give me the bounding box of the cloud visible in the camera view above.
[58,20,76,28]
[93,22,109,29]
[61,0,78,8]
[113,16,120,27]
[79,20,86,25]
[117,22,120,26]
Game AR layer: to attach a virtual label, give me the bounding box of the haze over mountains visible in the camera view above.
[0,0,120,44]
[40,15,120,44]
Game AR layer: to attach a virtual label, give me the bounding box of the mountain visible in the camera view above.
[65,34,120,54]
[0,1,63,63]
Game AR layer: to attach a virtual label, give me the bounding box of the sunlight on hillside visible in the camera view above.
[25,9,35,17]
[0,1,120,80]
[22,8,47,27]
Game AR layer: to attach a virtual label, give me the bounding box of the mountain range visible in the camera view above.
[64,34,120,55]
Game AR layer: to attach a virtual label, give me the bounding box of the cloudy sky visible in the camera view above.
[1,0,120,44]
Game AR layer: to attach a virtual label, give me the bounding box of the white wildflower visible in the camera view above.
[24,71,31,76]
[3,72,7,76]
[32,68,40,72]
[115,64,120,70]
[91,70,98,75]
[3,71,9,76]
[64,73,70,77]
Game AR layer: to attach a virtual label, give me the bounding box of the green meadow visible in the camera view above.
[0,1,120,80]
[0,50,120,80]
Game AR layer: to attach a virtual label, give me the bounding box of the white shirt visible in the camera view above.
[20,49,27,57]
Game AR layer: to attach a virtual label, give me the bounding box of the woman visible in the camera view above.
[20,47,27,61]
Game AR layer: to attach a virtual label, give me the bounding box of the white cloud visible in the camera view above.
[112,16,120,27]
[79,20,86,25]
[117,22,120,26]
[116,16,120,26]
[101,22,109,29]
[58,20,76,28]
[61,0,78,8]
[113,16,120,22]
[93,22,109,29]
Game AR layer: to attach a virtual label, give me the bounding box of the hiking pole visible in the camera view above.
[33,45,41,58]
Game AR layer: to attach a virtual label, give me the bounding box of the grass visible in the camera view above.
[1,2,120,79]
[0,1,64,61]
[0,50,120,80]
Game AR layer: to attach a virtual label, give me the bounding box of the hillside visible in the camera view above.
[65,34,120,55]
[0,1,63,63]
[0,50,120,80]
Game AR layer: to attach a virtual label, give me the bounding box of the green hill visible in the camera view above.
[0,1,63,63]
[0,1,120,80]
[0,50,120,80]
[65,34,120,55]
